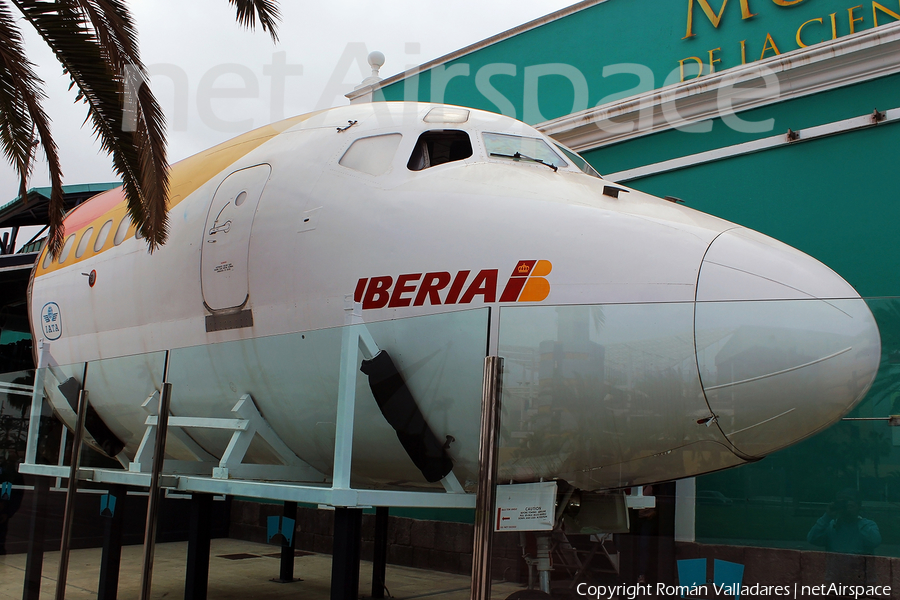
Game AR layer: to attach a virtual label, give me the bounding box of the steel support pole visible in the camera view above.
[370,506,389,599]
[24,342,49,465]
[55,388,89,600]
[184,493,213,600]
[276,501,298,583]
[470,356,503,600]
[139,381,172,600]
[330,507,362,600]
[97,485,126,600]
[23,477,50,600]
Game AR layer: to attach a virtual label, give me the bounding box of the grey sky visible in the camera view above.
[1,0,579,247]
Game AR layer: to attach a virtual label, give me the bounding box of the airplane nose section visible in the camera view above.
[695,228,881,458]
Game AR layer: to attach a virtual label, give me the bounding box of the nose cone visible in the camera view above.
[695,228,881,458]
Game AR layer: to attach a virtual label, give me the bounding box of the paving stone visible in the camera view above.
[409,519,436,550]
[434,521,460,553]
[295,531,315,551]
[696,543,746,566]
[891,558,900,600]
[458,552,473,576]
[360,539,374,562]
[674,542,702,561]
[413,547,431,570]
[313,533,333,555]
[388,544,413,567]
[390,517,411,546]
[242,500,260,526]
[743,547,800,588]
[800,551,829,597]
[300,509,319,535]
[866,555,892,590]
[491,557,518,582]
[361,513,375,540]
[0,538,525,600]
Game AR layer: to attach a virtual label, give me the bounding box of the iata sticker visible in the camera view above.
[41,302,62,340]
[354,260,552,310]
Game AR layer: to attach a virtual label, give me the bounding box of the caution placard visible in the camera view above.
[494,482,557,532]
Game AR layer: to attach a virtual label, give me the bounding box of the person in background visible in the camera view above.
[807,488,881,554]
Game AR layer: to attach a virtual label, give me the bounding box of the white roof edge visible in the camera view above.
[346,0,609,101]
[536,21,900,151]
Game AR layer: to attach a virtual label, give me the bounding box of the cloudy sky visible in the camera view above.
[2,0,579,248]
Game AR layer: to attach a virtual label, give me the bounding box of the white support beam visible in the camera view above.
[24,341,50,465]
[18,463,476,509]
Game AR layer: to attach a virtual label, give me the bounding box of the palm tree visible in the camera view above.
[0,0,280,256]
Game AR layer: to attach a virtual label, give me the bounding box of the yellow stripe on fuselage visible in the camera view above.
[36,113,313,277]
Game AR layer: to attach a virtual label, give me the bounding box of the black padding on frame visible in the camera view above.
[58,377,126,458]
[360,351,453,483]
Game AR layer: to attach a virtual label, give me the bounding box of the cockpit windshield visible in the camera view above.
[554,143,603,178]
[482,133,567,171]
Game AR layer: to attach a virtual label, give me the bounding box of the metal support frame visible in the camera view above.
[23,477,49,600]
[139,380,172,600]
[273,501,299,583]
[98,485,126,600]
[0,379,33,396]
[184,493,213,600]
[331,507,363,600]
[56,385,89,600]
[19,311,477,515]
[130,392,325,482]
[370,507,389,599]
[24,341,50,465]
[471,356,504,600]
[332,312,380,491]
[12,308,530,600]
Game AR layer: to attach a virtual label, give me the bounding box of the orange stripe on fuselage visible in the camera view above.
[36,113,315,276]
[62,187,126,233]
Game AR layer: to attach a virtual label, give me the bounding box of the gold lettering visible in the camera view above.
[873,2,900,26]
[740,39,748,64]
[679,57,705,81]
[708,47,723,72]
[848,5,864,33]
[830,12,838,38]
[772,0,804,5]
[796,18,824,47]
[760,33,781,59]
[684,0,758,39]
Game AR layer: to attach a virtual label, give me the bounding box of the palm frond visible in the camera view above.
[0,4,39,200]
[75,0,169,247]
[13,0,169,251]
[229,0,280,41]
[0,1,64,254]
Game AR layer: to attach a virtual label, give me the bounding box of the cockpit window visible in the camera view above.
[483,133,567,171]
[408,130,473,171]
[554,143,602,178]
[339,133,402,176]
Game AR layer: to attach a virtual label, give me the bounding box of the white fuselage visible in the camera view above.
[29,103,881,490]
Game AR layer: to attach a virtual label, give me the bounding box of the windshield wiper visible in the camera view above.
[490,152,558,172]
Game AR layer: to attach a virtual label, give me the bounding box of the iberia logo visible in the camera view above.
[354,260,553,310]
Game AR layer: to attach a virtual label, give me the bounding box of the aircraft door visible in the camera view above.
[201,164,271,312]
